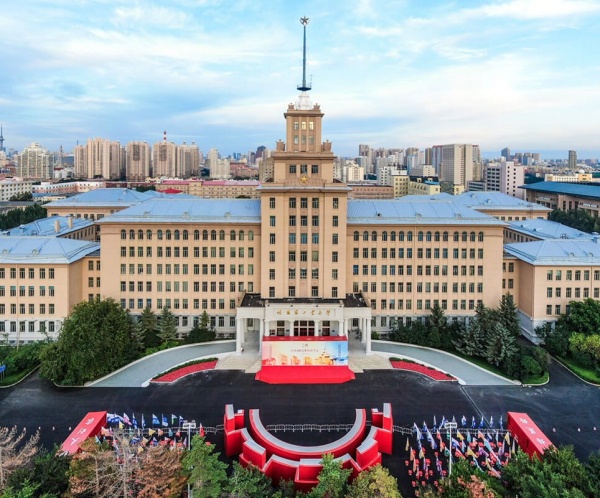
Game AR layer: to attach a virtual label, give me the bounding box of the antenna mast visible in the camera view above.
[297,17,311,92]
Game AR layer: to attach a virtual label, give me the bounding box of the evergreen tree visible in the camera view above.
[226,462,274,498]
[498,293,521,338]
[308,453,351,498]
[128,314,145,354]
[185,312,216,344]
[139,307,160,348]
[483,321,518,367]
[157,307,178,344]
[427,303,448,349]
[182,435,228,498]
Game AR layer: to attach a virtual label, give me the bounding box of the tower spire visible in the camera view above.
[297,17,311,92]
[0,124,4,153]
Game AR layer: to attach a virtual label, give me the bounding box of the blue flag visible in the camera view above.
[152,414,159,426]
[471,416,476,429]
[489,416,494,428]
[479,416,485,428]
[461,415,467,427]
[132,414,138,429]
[142,414,146,428]
[179,415,184,426]
[162,414,168,427]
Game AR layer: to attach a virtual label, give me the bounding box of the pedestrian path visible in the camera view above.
[89,341,236,387]
[215,353,261,373]
[371,341,518,386]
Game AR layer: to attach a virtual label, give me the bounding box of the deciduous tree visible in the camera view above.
[225,462,274,498]
[0,427,40,492]
[346,464,402,498]
[308,453,351,498]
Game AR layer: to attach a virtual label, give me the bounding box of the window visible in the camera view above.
[269,233,276,244]
[311,286,319,297]
[288,286,296,297]
[333,198,339,209]
[312,198,319,208]
[311,164,318,174]
[289,197,296,208]
[332,215,338,227]
[269,197,275,208]
[270,215,276,227]
[301,198,308,209]
[332,234,338,245]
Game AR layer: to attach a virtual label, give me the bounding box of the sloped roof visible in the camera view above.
[97,197,261,224]
[504,239,600,265]
[347,199,503,225]
[0,216,94,237]
[521,181,600,200]
[449,191,549,211]
[0,237,100,264]
[44,188,156,207]
[507,219,593,240]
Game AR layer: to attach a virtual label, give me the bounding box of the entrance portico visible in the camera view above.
[236,293,372,355]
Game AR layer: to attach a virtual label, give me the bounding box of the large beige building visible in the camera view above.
[74,138,125,180]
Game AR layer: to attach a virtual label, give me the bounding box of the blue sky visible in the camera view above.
[2,0,600,159]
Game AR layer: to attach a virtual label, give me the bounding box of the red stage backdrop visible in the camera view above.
[261,336,349,366]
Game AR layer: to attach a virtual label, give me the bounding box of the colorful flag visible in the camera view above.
[179,415,184,426]
[471,416,476,429]
[406,437,410,451]
[479,416,485,428]
[152,414,159,426]
[489,416,494,428]
[499,415,503,429]
[123,413,132,426]
[199,423,205,437]
[142,414,146,428]
[171,414,178,425]
[162,414,168,427]
[461,415,467,427]
[132,414,138,429]
[456,430,464,441]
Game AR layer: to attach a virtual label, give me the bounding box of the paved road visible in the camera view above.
[89,341,236,387]
[372,341,517,386]
[1,359,599,498]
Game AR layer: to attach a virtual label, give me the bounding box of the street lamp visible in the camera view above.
[445,422,458,478]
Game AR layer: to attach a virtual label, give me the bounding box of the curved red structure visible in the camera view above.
[223,403,393,492]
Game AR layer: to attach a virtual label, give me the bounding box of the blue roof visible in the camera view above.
[0,237,100,264]
[449,191,549,211]
[507,219,593,240]
[98,198,261,224]
[504,239,600,265]
[0,216,94,237]
[44,188,158,208]
[520,181,600,200]
[347,199,503,225]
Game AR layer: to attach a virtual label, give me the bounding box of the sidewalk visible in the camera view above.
[371,341,518,386]
[89,341,236,387]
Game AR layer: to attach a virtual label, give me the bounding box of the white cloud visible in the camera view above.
[472,0,600,19]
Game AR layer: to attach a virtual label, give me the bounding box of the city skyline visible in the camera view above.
[2,0,600,158]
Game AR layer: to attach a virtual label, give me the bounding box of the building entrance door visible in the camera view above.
[293,320,315,336]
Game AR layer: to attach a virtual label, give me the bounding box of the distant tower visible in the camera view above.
[501,147,511,161]
[0,124,5,153]
[568,150,577,170]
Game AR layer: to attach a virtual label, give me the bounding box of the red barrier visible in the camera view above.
[60,411,107,455]
[507,412,553,458]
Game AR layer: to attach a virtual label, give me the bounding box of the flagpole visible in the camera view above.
[446,422,457,478]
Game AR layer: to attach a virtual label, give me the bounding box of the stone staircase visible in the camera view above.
[215,353,261,372]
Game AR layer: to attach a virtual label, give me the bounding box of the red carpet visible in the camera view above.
[152,360,218,383]
[255,366,355,384]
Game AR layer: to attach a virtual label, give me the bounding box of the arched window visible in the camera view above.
[426,231,432,242]
[146,230,152,240]
[129,229,135,240]
[174,230,180,240]
[462,231,467,242]
[120,229,126,240]
[239,230,245,241]
[363,231,369,241]
[382,231,388,241]
[390,231,396,241]
[165,230,172,240]
[182,230,188,240]
[371,231,377,242]
[470,232,476,242]
[157,230,163,240]
[248,230,254,241]
[407,231,413,241]
[353,231,359,241]
[453,231,459,242]
[399,231,405,242]
[478,232,484,242]
[434,231,440,242]
[194,230,200,240]
[138,229,144,240]
[211,230,217,241]
[417,231,424,241]
[202,230,208,241]
[219,230,225,241]
[443,231,449,242]
[230,230,236,241]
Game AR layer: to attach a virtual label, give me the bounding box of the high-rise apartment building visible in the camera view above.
[177,142,200,178]
[17,142,52,179]
[568,150,577,170]
[126,141,151,182]
[207,148,230,179]
[440,144,475,187]
[74,138,124,180]
[484,161,525,199]
[152,135,178,177]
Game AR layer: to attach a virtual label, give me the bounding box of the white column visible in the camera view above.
[236,319,243,353]
[314,320,320,337]
[362,318,369,344]
[366,318,372,353]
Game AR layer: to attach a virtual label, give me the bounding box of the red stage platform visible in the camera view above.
[255,365,355,384]
[256,335,353,384]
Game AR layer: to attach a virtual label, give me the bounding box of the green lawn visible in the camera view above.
[559,356,600,384]
[521,371,549,385]
[0,368,37,387]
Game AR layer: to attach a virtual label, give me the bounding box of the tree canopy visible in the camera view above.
[39,298,139,385]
